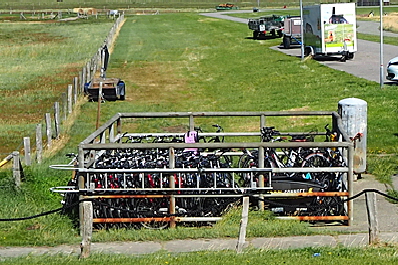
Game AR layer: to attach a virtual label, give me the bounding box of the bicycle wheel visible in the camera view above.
[311,196,346,217]
[136,197,169,230]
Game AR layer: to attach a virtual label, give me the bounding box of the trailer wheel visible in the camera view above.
[283,36,291,49]
[304,47,312,58]
[253,31,259,39]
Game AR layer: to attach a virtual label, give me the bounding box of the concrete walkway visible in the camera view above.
[1,232,398,258]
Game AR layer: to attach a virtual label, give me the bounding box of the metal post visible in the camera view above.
[258,146,264,211]
[300,0,304,60]
[169,147,176,228]
[347,144,354,225]
[260,114,265,141]
[380,0,384,88]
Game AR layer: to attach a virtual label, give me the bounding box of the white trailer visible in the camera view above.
[303,3,357,61]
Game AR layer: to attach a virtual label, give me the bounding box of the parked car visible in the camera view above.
[386,56,398,82]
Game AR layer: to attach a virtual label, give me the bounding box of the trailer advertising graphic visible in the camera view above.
[303,3,357,55]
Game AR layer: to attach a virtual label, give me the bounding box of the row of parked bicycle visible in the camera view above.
[62,125,348,229]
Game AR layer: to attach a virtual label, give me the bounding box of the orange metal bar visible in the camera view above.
[266,192,349,197]
[85,194,169,199]
[276,216,349,221]
[93,217,171,223]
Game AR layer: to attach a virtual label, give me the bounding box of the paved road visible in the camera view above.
[201,11,398,84]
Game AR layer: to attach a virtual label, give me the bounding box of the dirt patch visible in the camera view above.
[0,63,82,124]
[114,61,192,104]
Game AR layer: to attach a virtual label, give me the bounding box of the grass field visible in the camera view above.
[2,0,384,10]
[0,17,115,156]
[1,7,398,263]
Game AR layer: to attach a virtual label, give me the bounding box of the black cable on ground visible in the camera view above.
[0,198,92,222]
[1,189,398,222]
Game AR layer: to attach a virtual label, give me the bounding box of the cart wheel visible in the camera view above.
[253,31,259,39]
[347,52,354,60]
[304,47,312,58]
[277,30,283,38]
[283,36,291,49]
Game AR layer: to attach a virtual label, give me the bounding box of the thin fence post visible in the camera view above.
[86,61,91,82]
[45,113,52,149]
[12,151,21,187]
[169,147,176,228]
[80,200,93,259]
[73,77,78,103]
[82,67,87,93]
[366,191,379,245]
[36,124,43,164]
[23,137,31,166]
[236,196,249,253]
[79,70,84,94]
[54,102,60,140]
[68,84,73,114]
[258,147,264,211]
[62,92,67,121]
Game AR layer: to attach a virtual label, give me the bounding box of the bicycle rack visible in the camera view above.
[50,111,354,229]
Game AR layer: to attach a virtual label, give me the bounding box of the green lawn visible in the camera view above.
[0,10,398,260]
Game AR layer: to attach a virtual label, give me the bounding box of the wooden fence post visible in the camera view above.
[68,84,73,114]
[74,77,79,102]
[169,147,176,228]
[23,137,31,166]
[80,200,93,259]
[54,102,60,140]
[36,124,42,164]
[86,61,91,82]
[236,196,250,253]
[79,70,84,94]
[96,82,103,130]
[45,113,52,149]
[366,191,379,245]
[12,151,21,187]
[62,92,67,121]
[82,67,87,91]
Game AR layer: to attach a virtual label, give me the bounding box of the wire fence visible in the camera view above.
[0,13,125,177]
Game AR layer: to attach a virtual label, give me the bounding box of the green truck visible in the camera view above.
[248,15,284,39]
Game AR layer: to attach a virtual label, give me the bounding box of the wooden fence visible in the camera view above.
[0,13,125,187]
